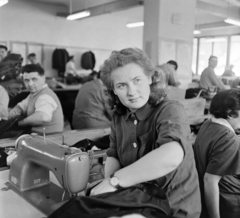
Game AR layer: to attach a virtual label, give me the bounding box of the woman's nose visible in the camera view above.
[127,84,136,96]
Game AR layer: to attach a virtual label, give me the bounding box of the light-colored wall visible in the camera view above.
[0,0,143,76]
[143,0,197,89]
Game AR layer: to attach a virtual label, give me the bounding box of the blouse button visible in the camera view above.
[134,120,137,125]
[133,142,137,148]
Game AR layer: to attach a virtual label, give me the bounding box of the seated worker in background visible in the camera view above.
[158,63,180,87]
[64,55,81,85]
[167,60,178,71]
[83,48,201,218]
[27,53,41,66]
[0,45,8,62]
[167,60,181,86]
[222,64,236,77]
[194,89,240,218]
[9,64,64,134]
[72,71,112,130]
[199,55,226,92]
[0,52,24,120]
[157,63,184,100]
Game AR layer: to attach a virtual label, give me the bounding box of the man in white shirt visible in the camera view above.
[199,55,226,91]
[9,64,64,134]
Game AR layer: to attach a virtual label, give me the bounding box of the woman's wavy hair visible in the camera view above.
[210,89,240,119]
[100,48,167,114]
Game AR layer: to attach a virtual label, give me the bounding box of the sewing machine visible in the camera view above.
[7,134,91,215]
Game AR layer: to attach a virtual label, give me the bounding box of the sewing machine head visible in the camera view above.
[9,134,90,195]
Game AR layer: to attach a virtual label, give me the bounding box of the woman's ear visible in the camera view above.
[227,110,236,119]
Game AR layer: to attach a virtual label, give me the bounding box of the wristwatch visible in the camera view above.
[109,173,123,190]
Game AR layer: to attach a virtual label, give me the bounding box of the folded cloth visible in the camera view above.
[48,183,172,218]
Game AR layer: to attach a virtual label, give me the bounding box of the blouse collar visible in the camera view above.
[124,102,155,121]
[211,117,235,133]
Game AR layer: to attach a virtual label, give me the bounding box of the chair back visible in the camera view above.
[167,86,186,100]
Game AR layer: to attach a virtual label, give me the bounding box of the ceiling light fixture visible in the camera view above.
[126,22,144,28]
[66,0,90,21]
[0,0,8,7]
[67,11,91,20]
[205,37,227,42]
[193,30,201,35]
[224,18,240,26]
[224,2,240,26]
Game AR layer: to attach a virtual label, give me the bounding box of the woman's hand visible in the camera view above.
[90,177,116,196]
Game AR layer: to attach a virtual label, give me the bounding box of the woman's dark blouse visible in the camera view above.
[194,120,240,218]
[107,99,201,218]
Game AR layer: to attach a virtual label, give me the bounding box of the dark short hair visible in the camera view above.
[101,47,167,114]
[27,53,36,59]
[210,89,240,119]
[167,60,178,70]
[22,64,44,76]
[0,45,8,51]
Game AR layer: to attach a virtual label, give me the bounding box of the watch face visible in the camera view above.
[110,177,119,186]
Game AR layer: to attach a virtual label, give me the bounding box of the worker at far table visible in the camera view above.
[199,55,226,92]
[9,64,64,134]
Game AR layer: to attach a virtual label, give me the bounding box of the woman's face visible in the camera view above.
[111,63,152,112]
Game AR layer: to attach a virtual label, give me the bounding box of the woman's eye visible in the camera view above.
[117,84,124,89]
[135,78,141,83]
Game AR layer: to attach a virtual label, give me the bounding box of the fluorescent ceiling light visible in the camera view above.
[67,10,90,20]
[205,37,227,42]
[0,0,8,7]
[126,22,144,28]
[193,30,201,35]
[224,18,240,26]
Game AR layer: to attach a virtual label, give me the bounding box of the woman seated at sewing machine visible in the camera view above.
[194,89,240,218]
[68,48,201,218]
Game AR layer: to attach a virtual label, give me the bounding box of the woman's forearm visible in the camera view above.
[114,141,184,187]
[104,157,121,178]
[18,111,50,126]
[204,173,221,218]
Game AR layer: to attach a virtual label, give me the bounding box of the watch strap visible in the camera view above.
[110,173,123,190]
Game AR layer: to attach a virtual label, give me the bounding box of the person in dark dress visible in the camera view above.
[89,48,201,218]
[194,89,240,218]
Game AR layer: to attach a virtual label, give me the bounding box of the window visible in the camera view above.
[198,38,212,75]
[230,35,240,77]
[212,37,227,76]
[195,36,228,76]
